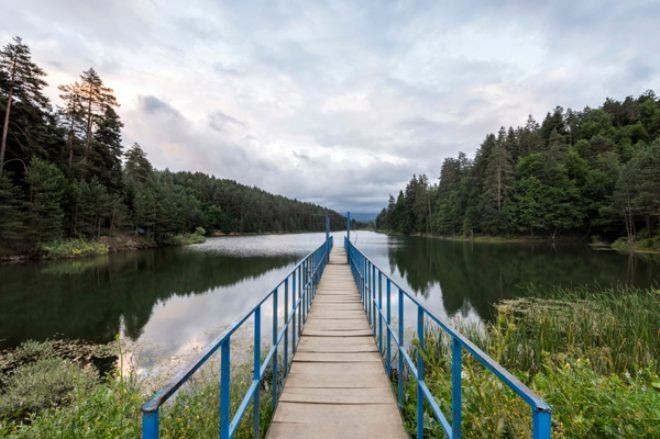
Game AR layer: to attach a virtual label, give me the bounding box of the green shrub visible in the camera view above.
[402,287,660,438]
[0,341,274,438]
[0,358,98,422]
[168,230,206,246]
[41,239,109,259]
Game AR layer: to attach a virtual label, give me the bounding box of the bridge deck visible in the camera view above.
[266,246,407,438]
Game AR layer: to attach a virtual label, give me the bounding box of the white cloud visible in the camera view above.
[1,0,658,212]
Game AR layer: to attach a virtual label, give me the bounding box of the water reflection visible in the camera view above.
[0,235,332,350]
[2,231,657,372]
[354,231,659,322]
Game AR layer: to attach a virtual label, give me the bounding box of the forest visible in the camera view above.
[376,91,660,247]
[0,37,344,257]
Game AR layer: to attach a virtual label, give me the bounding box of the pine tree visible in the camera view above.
[124,143,153,183]
[58,81,85,172]
[90,106,123,192]
[480,128,513,232]
[24,158,65,249]
[0,174,25,250]
[59,68,118,176]
[0,36,48,176]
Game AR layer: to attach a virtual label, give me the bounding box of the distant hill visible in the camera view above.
[349,212,378,222]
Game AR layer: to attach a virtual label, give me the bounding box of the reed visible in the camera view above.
[401,286,659,438]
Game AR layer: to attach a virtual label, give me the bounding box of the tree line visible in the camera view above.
[376,92,660,243]
[0,37,344,256]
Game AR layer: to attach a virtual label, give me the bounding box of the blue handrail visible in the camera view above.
[344,237,552,439]
[141,236,333,438]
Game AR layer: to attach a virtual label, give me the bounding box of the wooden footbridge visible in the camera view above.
[266,245,406,438]
[142,216,551,438]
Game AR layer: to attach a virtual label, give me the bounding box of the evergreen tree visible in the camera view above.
[377,91,659,243]
[0,36,48,176]
[124,143,153,183]
[59,68,118,176]
[58,81,85,172]
[479,128,513,233]
[0,174,24,250]
[24,158,65,249]
[90,106,123,192]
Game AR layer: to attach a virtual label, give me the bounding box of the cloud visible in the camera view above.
[1,0,658,213]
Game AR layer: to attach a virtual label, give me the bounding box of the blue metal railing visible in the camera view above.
[345,237,552,439]
[141,236,333,438]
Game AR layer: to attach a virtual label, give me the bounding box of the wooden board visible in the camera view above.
[266,246,407,439]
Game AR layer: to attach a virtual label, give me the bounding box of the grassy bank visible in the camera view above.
[401,286,659,437]
[165,227,207,246]
[0,339,274,438]
[376,229,575,244]
[611,236,660,254]
[41,239,110,259]
[1,229,208,263]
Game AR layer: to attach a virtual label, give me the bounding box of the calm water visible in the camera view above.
[1,231,657,371]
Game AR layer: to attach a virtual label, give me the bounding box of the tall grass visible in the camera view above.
[0,341,278,438]
[401,286,659,438]
[491,285,658,375]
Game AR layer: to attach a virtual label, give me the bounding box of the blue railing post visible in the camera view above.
[532,408,551,439]
[220,337,230,439]
[366,261,371,322]
[272,288,278,409]
[378,271,383,353]
[451,337,462,439]
[308,258,312,309]
[284,279,289,373]
[325,216,330,263]
[397,287,404,407]
[372,264,376,335]
[142,409,158,439]
[253,306,261,438]
[297,265,302,337]
[417,306,425,439]
[305,259,310,318]
[292,271,297,352]
[301,261,306,323]
[386,278,392,376]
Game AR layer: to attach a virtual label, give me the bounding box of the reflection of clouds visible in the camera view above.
[192,232,328,257]
[128,264,291,373]
[125,234,325,374]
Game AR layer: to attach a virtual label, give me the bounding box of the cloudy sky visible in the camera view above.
[1,1,658,213]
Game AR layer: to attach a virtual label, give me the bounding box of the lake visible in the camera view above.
[1,231,657,372]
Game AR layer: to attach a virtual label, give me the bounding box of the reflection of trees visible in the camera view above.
[0,249,297,347]
[389,237,659,321]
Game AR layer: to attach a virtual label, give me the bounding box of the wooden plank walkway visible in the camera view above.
[266,245,407,438]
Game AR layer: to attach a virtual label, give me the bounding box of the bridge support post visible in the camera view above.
[386,278,391,376]
[397,288,404,407]
[532,408,551,439]
[272,288,278,410]
[220,337,230,439]
[253,307,261,438]
[284,279,289,373]
[292,271,297,353]
[325,215,330,262]
[378,272,383,353]
[372,264,377,336]
[451,337,462,438]
[142,410,158,439]
[417,306,425,439]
